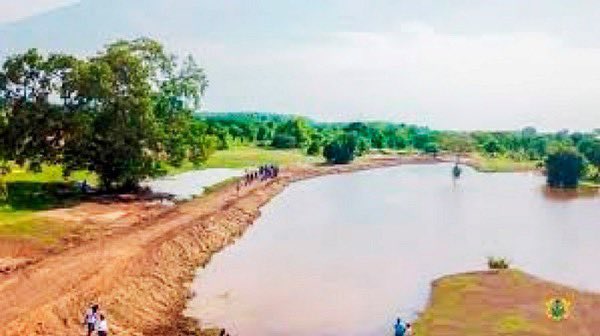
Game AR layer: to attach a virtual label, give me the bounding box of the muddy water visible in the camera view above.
[185,164,600,335]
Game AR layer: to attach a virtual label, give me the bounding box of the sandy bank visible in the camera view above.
[414,269,600,335]
[0,155,435,335]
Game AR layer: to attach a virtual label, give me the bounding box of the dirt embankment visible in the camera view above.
[0,155,432,335]
[414,269,600,335]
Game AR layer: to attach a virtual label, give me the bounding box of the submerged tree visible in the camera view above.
[545,147,585,188]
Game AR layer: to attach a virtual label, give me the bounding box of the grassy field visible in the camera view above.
[0,147,319,240]
[160,146,321,173]
[469,153,540,173]
[0,165,96,240]
[203,146,321,168]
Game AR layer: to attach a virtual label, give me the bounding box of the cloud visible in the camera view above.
[167,24,600,131]
[1,1,598,131]
[0,0,80,24]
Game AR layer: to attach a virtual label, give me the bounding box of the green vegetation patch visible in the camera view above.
[414,274,481,334]
[471,154,538,173]
[0,209,66,243]
[494,313,532,334]
[203,146,320,168]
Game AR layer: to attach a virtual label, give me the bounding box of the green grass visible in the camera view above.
[202,177,240,195]
[495,313,532,334]
[471,153,539,172]
[159,146,320,173]
[3,164,96,184]
[0,164,96,240]
[202,146,321,168]
[0,147,318,240]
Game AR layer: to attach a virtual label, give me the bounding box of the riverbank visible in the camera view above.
[0,155,434,335]
[414,269,600,335]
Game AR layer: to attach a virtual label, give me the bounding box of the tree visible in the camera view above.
[577,139,600,178]
[271,134,297,149]
[439,133,475,162]
[482,139,504,156]
[1,38,212,190]
[274,118,312,148]
[545,147,585,188]
[323,133,358,164]
[423,142,439,156]
[306,141,321,156]
[0,49,78,170]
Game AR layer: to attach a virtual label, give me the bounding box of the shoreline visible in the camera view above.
[0,155,432,335]
[1,154,596,335]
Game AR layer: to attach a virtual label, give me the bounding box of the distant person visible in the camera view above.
[394,318,406,336]
[405,323,413,336]
[83,304,98,336]
[97,314,108,336]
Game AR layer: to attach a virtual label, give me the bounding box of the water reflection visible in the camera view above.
[186,164,599,335]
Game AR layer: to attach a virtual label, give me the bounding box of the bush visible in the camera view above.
[545,148,585,188]
[307,142,321,156]
[487,256,510,270]
[271,134,298,149]
[423,142,439,156]
[323,133,357,164]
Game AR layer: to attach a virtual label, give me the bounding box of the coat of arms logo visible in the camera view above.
[546,297,571,321]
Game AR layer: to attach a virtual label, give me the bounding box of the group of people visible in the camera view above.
[83,304,109,336]
[394,318,413,336]
[242,164,280,186]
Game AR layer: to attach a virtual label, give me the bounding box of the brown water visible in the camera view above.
[186,164,600,335]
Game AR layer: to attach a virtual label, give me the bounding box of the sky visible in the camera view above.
[1,0,599,131]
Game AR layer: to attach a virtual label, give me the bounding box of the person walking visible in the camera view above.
[97,314,108,336]
[394,318,406,336]
[83,304,98,336]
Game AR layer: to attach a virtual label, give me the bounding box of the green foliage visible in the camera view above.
[482,139,504,156]
[545,147,585,188]
[323,133,358,164]
[0,38,212,190]
[273,118,312,148]
[487,256,510,269]
[424,142,439,155]
[577,138,600,178]
[306,141,321,156]
[439,133,475,154]
[271,134,298,149]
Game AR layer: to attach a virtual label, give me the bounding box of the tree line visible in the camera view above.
[1,38,599,190]
[200,113,600,187]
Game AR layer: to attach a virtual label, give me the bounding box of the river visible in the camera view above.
[185,163,599,335]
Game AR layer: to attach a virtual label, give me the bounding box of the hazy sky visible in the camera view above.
[1,0,599,130]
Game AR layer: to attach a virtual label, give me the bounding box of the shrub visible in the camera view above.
[487,256,510,270]
[323,133,358,164]
[545,147,585,188]
[271,134,298,149]
[423,142,439,156]
[307,142,321,156]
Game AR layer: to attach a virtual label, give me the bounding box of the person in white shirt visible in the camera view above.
[83,304,98,336]
[97,314,108,336]
[405,323,414,336]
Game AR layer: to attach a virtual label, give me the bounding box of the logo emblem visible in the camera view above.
[546,297,571,321]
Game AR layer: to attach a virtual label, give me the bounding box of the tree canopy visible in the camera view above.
[0,38,214,190]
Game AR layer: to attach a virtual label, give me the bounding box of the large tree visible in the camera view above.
[545,147,585,188]
[1,38,212,190]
